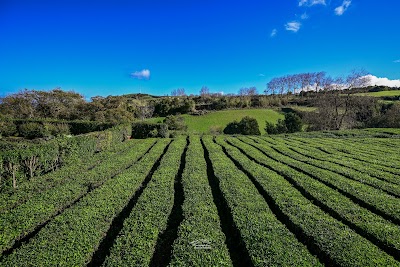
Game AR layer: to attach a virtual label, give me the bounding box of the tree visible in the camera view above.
[265,113,303,134]
[284,112,303,133]
[135,104,154,120]
[306,69,372,130]
[0,120,17,137]
[200,86,210,97]
[266,78,278,95]
[239,116,261,135]
[223,116,260,135]
[223,120,241,134]
[171,88,186,96]
[0,89,36,119]
[238,87,258,96]
[0,88,85,120]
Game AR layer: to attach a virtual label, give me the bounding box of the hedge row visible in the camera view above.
[296,137,400,169]
[236,137,400,224]
[131,122,169,139]
[202,136,322,267]
[0,118,116,138]
[0,139,140,213]
[221,137,399,266]
[333,140,400,168]
[0,139,170,266]
[290,137,400,176]
[265,142,400,197]
[328,136,400,154]
[0,138,156,254]
[269,137,400,185]
[346,138,400,152]
[0,124,131,189]
[104,137,186,266]
[169,136,232,267]
[227,136,400,260]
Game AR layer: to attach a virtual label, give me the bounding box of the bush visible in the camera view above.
[367,102,400,128]
[163,115,187,131]
[265,113,302,134]
[19,122,49,139]
[131,122,169,139]
[68,121,115,135]
[265,121,279,134]
[240,116,261,135]
[284,113,303,133]
[44,123,70,137]
[223,116,261,135]
[0,120,17,137]
[223,121,241,134]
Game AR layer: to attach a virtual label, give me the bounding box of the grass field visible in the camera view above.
[148,109,284,134]
[1,131,400,266]
[290,106,317,112]
[354,90,400,97]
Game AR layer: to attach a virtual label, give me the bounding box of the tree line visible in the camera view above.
[1,69,399,136]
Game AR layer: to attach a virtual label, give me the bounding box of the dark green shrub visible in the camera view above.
[265,113,302,134]
[0,120,17,137]
[376,103,400,128]
[44,123,70,137]
[276,119,288,133]
[19,122,49,139]
[239,116,261,135]
[157,124,169,138]
[284,113,303,133]
[68,121,115,135]
[265,121,279,134]
[223,116,260,135]
[132,122,169,139]
[223,121,241,134]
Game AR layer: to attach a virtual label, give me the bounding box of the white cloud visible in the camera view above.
[394,59,400,63]
[130,69,150,80]
[285,21,302,32]
[335,0,351,16]
[366,75,400,87]
[270,29,277,37]
[299,0,326,7]
[300,12,309,20]
[258,74,266,77]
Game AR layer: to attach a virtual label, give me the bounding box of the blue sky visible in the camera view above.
[1,0,399,98]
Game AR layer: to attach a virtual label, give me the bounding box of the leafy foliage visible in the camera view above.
[223,116,260,135]
[18,122,49,139]
[163,115,188,131]
[265,112,303,134]
[131,122,169,139]
[0,124,132,189]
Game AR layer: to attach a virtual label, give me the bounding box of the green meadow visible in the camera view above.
[354,90,400,97]
[148,109,284,134]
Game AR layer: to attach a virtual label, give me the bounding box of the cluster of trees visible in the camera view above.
[265,113,303,134]
[0,89,85,120]
[171,88,186,97]
[265,70,370,96]
[0,89,157,124]
[1,67,399,137]
[152,97,195,117]
[298,96,400,131]
[223,116,261,135]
